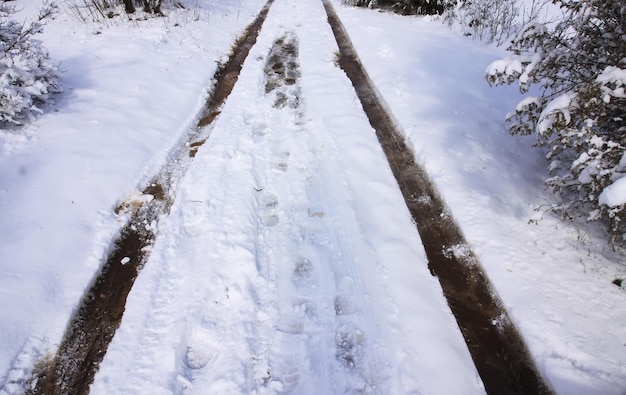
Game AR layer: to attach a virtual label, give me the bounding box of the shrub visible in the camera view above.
[486,0,626,244]
[0,1,62,125]
[444,0,555,46]
[343,0,456,16]
[448,0,518,45]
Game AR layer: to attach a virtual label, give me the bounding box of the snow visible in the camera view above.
[537,91,575,135]
[1,0,625,394]
[516,21,547,40]
[486,57,523,78]
[597,66,626,103]
[599,177,626,208]
[515,95,540,111]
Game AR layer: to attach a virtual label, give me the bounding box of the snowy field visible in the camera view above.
[1,0,625,394]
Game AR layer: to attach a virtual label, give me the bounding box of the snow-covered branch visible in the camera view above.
[486,0,626,244]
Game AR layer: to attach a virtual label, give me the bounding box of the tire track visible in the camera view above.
[322,1,553,394]
[29,1,275,393]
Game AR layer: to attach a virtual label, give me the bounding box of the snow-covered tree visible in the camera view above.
[0,1,62,125]
[486,0,626,244]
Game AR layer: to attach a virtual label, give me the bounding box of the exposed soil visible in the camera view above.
[29,1,275,394]
[322,1,553,394]
[264,34,301,109]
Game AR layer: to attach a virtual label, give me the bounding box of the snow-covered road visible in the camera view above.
[91,0,485,392]
[2,0,625,393]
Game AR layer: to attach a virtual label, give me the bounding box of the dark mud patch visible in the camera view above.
[143,182,166,201]
[188,141,204,158]
[264,33,301,109]
[29,1,275,394]
[323,1,552,394]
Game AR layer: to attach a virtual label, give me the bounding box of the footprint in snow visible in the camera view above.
[257,191,279,227]
[334,294,357,316]
[268,317,306,391]
[293,257,313,283]
[271,151,290,173]
[336,327,365,370]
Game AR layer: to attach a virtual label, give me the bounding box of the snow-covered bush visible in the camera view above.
[486,0,626,244]
[343,0,456,15]
[447,0,518,45]
[0,1,62,125]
